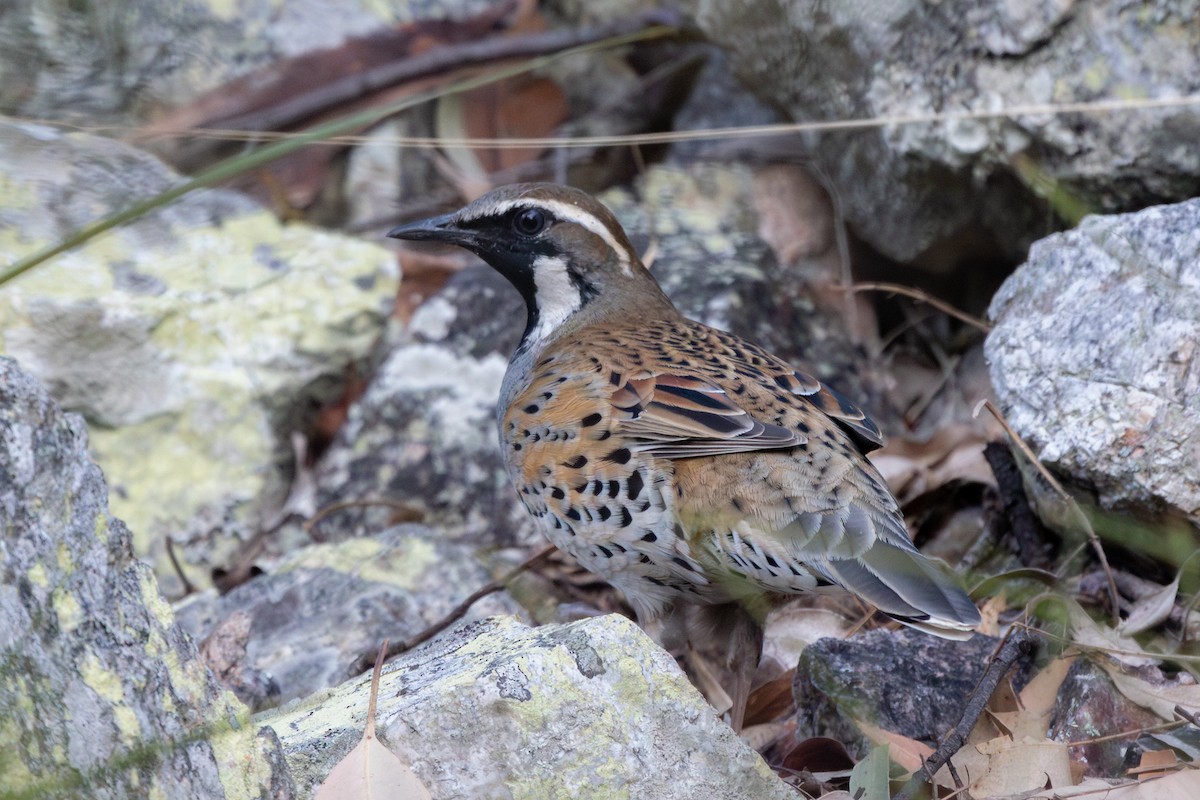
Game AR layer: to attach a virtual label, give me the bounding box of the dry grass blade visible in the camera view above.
[845,282,991,332]
[315,640,432,799]
[60,91,1200,151]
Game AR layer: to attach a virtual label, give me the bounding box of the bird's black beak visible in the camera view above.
[386,212,477,248]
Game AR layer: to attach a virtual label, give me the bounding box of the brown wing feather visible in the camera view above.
[775,368,884,452]
[609,373,802,458]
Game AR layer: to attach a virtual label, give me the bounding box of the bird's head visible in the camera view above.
[388,183,670,348]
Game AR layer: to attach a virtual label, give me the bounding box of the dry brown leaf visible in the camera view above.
[779,736,856,774]
[315,642,431,800]
[1136,750,1181,780]
[1020,656,1075,719]
[743,669,796,727]
[1029,770,1200,799]
[740,719,791,753]
[853,719,933,774]
[1101,662,1200,721]
[1119,571,1183,636]
[927,657,1078,794]
[687,645,733,718]
[761,604,853,669]
[1068,598,1159,667]
[435,76,568,199]
[977,593,1006,637]
[969,738,1073,796]
[872,424,994,502]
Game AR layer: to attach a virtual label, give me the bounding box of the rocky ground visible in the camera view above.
[2,1,1199,798]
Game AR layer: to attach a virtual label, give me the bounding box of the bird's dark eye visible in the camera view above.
[513,208,548,237]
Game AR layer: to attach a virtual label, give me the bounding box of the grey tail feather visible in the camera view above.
[824,541,981,639]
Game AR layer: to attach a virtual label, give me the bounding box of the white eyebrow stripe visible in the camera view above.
[461,197,633,274]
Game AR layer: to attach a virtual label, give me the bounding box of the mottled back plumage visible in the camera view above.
[389,183,981,724]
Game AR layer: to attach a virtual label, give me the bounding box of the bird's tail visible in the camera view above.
[823,538,981,640]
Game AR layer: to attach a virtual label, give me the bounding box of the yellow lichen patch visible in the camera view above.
[284,537,383,575]
[57,541,75,573]
[157,640,227,716]
[0,716,36,792]
[357,537,438,588]
[138,568,176,630]
[94,513,108,547]
[80,653,141,742]
[209,713,282,800]
[26,561,49,589]
[283,536,439,589]
[1082,62,1110,93]
[0,171,37,211]
[51,587,83,633]
[89,410,271,563]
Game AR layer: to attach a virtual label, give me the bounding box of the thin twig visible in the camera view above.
[1074,719,1184,746]
[351,545,557,675]
[303,498,424,535]
[983,441,1054,569]
[164,536,196,596]
[974,399,1121,625]
[894,629,1039,800]
[845,282,991,332]
[806,165,859,341]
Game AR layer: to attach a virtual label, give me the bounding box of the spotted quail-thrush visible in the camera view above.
[388,183,981,725]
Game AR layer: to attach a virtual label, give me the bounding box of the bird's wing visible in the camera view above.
[773,368,884,452]
[608,372,802,458]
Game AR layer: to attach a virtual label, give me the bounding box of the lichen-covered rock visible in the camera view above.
[174,524,524,708]
[986,199,1200,523]
[311,265,530,545]
[0,356,293,799]
[0,119,399,594]
[686,0,1200,264]
[265,614,794,800]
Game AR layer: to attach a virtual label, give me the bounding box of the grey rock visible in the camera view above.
[986,199,1200,522]
[311,266,532,546]
[686,0,1200,263]
[1048,658,1161,778]
[0,0,497,125]
[665,46,785,164]
[793,629,998,753]
[174,524,523,708]
[0,118,398,595]
[265,614,794,799]
[0,356,293,799]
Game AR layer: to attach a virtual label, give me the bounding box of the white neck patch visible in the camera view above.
[527,255,583,346]
[461,197,633,275]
